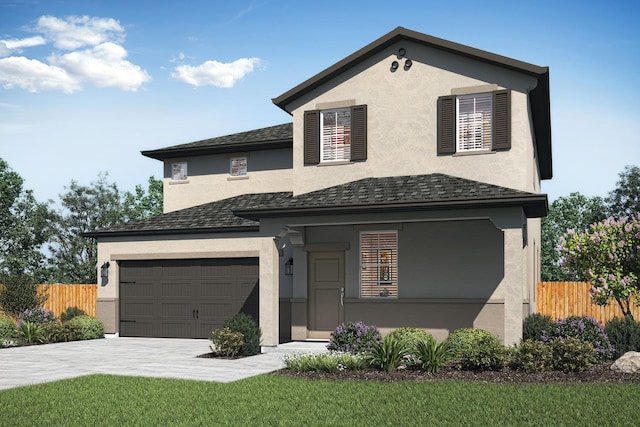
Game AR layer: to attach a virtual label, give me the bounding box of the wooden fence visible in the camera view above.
[0,284,97,318]
[537,281,640,324]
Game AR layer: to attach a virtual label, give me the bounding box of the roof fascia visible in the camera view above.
[83,225,259,239]
[141,139,292,161]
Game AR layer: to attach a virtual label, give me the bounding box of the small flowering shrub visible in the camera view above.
[549,337,595,373]
[284,352,366,373]
[542,316,615,361]
[445,328,507,371]
[512,340,553,372]
[523,313,554,341]
[210,328,244,358]
[327,321,382,354]
[0,315,17,339]
[604,316,640,358]
[66,315,104,340]
[18,308,56,326]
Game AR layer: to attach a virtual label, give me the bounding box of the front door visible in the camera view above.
[308,251,345,339]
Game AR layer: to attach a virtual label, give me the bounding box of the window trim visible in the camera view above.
[359,230,398,299]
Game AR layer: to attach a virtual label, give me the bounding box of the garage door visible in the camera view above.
[119,258,259,338]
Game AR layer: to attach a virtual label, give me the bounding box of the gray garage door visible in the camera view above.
[119,258,259,338]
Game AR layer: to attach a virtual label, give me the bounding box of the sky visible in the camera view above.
[1,0,638,207]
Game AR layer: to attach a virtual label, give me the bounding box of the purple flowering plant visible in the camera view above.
[17,308,56,327]
[327,321,382,354]
[540,315,614,361]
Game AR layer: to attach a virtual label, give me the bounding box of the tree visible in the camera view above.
[607,165,640,219]
[560,215,640,319]
[541,193,608,281]
[49,174,163,284]
[0,158,55,283]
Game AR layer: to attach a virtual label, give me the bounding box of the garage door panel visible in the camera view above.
[119,258,259,339]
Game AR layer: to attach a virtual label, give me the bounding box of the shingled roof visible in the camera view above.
[87,174,547,238]
[142,123,292,160]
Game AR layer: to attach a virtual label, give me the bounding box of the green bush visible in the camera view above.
[66,315,104,340]
[41,322,82,343]
[544,316,615,361]
[18,307,56,325]
[60,306,86,322]
[327,321,382,354]
[223,313,262,356]
[445,328,507,371]
[210,328,244,358]
[550,337,595,373]
[523,313,554,341]
[412,335,453,373]
[605,317,640,358]
[0,315,17,339]
[365,335,410,373]
[387,327,433,348]
[0,274,48,318]
[18,321,43,344]
[284,352,366,373]
[513,339,553,372]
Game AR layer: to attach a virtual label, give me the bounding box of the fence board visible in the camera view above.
[537,282,640,324]
[0,284,97,318]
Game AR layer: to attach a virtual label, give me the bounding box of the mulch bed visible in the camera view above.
[275,362,640,384]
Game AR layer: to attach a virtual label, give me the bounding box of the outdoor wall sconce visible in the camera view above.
[100,262,110,286]
[390,60,399,71]
[398,48,406,57]
[404,59,413,69]
[285,258,293,276]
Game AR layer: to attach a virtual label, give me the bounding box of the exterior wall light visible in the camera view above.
[100,262,110,286]
[404,59,413,69]
[285,258,293,276]
[391,60,399,71]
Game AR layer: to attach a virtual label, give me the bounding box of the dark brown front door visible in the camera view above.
[307,251,344,339]
[119,258,258,338]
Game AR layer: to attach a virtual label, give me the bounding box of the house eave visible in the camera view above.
[141,139,292,161]
[83,225,259,239]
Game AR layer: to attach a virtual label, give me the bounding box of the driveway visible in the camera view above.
[0,337,327,391]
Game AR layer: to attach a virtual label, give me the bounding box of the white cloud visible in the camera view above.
[49,42,151,91]
[172,57,261,88]
[1,36,46,51]
[0,56,81,93]
[36,15,125,50]
[0,42,8,57]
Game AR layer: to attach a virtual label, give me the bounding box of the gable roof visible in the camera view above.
[271,26,552,180]
[142,122,292,161]
[86,173,547,238]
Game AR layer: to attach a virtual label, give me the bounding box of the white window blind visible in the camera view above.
[321,108,351,162]
[360,231,398,298]
[457,93,492,151]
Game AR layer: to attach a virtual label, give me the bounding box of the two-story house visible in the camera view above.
[88,27,551,346]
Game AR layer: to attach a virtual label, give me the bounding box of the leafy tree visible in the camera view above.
[0,273,48,318]
[607,165,640,219]
[560,215,640,320]
[541,193,608,281]
[122,176,163,221]
[0,158,55,283]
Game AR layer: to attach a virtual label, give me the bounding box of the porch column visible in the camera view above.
[260,238,280,346]
[502,227,524,345]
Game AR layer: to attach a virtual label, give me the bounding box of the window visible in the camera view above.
[321,108,351,162]
[230,157,247,176]
[360,231,398,298]
[171,161,187,181]
[438,90,510,155]
[304,105,367,165]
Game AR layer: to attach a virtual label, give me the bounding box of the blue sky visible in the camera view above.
[1,0,638,205]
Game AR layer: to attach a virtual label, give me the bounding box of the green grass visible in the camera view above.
[0,374,638,426]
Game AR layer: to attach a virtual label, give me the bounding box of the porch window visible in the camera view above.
[360,231,398,298]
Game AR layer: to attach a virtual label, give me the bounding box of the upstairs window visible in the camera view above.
[304,104,367,165]
[360,231,398,298]
[171,161,188,181]
[230,157,248,177]
[438,90,511,155]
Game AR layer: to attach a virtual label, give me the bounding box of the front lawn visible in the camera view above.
[0,374,638,426]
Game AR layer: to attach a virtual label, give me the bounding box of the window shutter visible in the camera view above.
[437,95,456,155]
[492,90,511,150]
[350,105,367,161]
[304,110,320,165]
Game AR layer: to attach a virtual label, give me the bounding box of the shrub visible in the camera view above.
[60,306,86,322]
[523,313,554,341]
[543,316,615,361]
[284,352,366,373]
[327,321,382,354]
[445,328,507,371]
[605,317,640,358]
[513,340,553,372]
[210,328,244,358]
[41,322,82,343]
[18,321,43,344]
[223,313,262,356]
[0,274,48,318]
[18,307,56,326]
[0,315,17,339]
[66,315,104,340]
[550,337,595,372]
[365,335,410,373]
[412,335,453,373]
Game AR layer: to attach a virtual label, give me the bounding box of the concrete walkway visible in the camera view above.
[0,337,328,391]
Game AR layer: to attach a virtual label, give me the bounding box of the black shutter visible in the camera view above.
[437,95,456,155]
[304,110,320,165]
[492,90,511,150]
[350,105,367,161]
